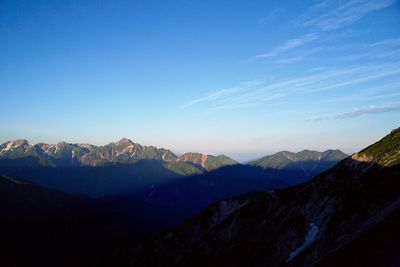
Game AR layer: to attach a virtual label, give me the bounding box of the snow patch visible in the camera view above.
[283,151,295,160]
[1,142,14,152]
[201,154,208,168]
[287,223,319,262]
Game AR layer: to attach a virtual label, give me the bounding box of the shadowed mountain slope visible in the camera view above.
[131,128,400,267]
[250,149,348,184]
[0,176,180,267]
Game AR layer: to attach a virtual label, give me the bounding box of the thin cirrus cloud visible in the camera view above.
[180,87,243,109]
[250,33,318,59]
[302,0,396,31]
[339,37,400,62]
[307,103,400,122]
[180,79,265,109]
[183,0,400,122]
[183,62,400,115]
[322,80,400,103]
[257,8,282,25]
[251,0,396,63]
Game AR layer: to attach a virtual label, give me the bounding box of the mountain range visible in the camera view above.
[0,138,236,170]
[131,128,400,267]
[0,128,398,266]
[0,138,346,184]
[0,139,347,218]
[250,149,348,183]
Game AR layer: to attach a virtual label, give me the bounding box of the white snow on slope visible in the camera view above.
[287,223,319,262]
[1,142,14,152]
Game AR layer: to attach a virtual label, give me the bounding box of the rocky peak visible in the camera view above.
[116,138,134,146]
[13,139,30,146]
[0,139,31,153]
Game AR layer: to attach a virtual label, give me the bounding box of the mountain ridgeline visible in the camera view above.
[0,139,347,217]
[131,128,400,267]
[0,138,235,170]
[250,149,348,183]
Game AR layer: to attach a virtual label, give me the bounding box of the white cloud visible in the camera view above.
[251,33,318,59]
[258,8,282,25]
[251,1,396,65]
[308,103,400,121]
[181,87,242,109]
[303,0,396,31]
[183,62,400,114]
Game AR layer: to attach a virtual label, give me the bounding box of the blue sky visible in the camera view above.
[1,0,400,162]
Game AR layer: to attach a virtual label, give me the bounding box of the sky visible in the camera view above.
[1,0,400,162]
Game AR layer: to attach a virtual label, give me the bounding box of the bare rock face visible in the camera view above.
[351,152,374,162]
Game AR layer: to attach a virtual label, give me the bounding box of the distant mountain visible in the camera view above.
[0,138,237,171]
[0,139,345,221]
[177,152,238,171]
[0,139,239,198]
[131,128,400,267]
[0,138,177,167]
[250,149,348,184]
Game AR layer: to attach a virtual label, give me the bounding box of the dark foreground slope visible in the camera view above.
[0,176,175,267]
[131,128,400,267]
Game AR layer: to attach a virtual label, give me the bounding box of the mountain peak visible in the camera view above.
[0,139,31,153]
[116,138,134,145]
[13,139,30,146]
[115,137,135,146]
[178,152,237,171]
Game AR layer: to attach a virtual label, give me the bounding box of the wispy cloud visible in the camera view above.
[251,0,397,65]
[258,8,282,25]
[183,62,400,114]
[307,103,400,121]
[187,1,400,117]
[272,47,322,65]
[181,79,265,109]
[273,56,304,65]
[180,87,243,109]
[251,33,318,59]
[303,0,396,31]
[322,80,400,103]
[310,1,330,11]
[339,37,400,62]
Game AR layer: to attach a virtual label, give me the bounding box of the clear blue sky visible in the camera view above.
[1,0,400,162]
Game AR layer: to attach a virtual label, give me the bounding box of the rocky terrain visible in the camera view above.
[131,128,400,267]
